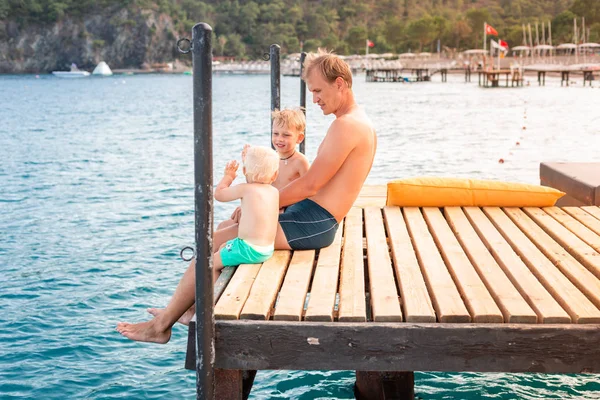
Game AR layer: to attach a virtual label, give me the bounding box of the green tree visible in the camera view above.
[571,0,600,25]
[466,8,491,48]
[346,26,367,54]
[552,10,577,43]
[408,16,436,51]
[452,18,472,49]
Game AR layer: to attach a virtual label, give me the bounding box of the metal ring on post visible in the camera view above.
[180,246,196,262]
[262,53,271,61]
[177,38,193,54]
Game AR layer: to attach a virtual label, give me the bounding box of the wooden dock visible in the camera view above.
[185,184,600,399]
[478,69,524,88]
[366,68,450,83]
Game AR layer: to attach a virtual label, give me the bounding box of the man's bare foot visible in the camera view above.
[116,320,172,344]
[147,306,195,326]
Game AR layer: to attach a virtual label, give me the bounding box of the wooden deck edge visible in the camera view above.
[186,320,600,373]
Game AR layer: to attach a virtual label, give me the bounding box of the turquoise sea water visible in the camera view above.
[1,72,599,399]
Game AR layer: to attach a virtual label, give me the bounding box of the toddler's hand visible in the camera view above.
[241,144,251,162]
[224,160,238,179]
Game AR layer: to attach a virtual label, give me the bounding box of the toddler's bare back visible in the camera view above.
[237,183,279,247]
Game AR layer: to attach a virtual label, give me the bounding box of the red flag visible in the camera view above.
[367,39,375,48]
[485,23,498,36]
[499,39,509,49]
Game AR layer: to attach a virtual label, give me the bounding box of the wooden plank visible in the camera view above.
[543,207,600,253]
[445,207,537,324]
[484,207,600,323]
[354,185,387,208]
[508,207,600,309]
[363,207,403,322]
[305,221,344,321]
[423,207,502,323]
[215,264,262,320]
[215,266,236,303]
[359,185,387,197]
[215,320,600,373]
[582,206,600,221]
[273,250,316,321]
[338,207,367,322]
[563,206,600,236]
[353,196,386,208]
[383,207,435,323]
[463,207,570,324]
[403,207,470,323]
[524,207,600,279]
[240,251,292,320]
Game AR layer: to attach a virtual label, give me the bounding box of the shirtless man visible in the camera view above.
[276,50,377,250]
[116,49,376,344]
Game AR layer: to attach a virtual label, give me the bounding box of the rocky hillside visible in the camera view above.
[0,6,183,73]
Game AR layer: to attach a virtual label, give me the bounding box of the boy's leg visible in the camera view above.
[216,219,236,231]
[149,243,227,325]
[213,249,224,283]
[116,258,198,343]
[117,226,239,342]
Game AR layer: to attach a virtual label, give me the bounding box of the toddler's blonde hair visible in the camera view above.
[244,146,279,184]
[272,108,306,134]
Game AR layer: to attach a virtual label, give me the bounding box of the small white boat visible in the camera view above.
[92,61,113,76]
[52,63,90,78]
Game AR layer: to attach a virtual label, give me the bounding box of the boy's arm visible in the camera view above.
[296,156,310,177]
[279,119,357,208]
[214,160,245,203]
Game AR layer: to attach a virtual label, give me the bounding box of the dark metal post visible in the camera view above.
[270,44,281,149]
[299,52,307,154]
[192,22,214,400]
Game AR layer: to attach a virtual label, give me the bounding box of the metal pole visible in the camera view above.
[270,44,281,149]
[192,22,214,400]
[299,52,306,155]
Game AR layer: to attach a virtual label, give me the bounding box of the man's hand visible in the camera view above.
[224,160,239,180]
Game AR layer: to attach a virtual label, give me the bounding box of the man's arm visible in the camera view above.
[279,119,357,207]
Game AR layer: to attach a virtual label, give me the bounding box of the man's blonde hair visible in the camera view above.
[301,48,353,88]
[271,108,306,133]
[244,146,279,184]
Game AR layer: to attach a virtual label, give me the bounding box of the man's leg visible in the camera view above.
[117,225,240,342]
[275,223,292,250]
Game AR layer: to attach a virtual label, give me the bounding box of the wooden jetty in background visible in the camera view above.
[186,181,600,399]
[366,67,450,83]
[479,69,524,88]
[524,66,597,86]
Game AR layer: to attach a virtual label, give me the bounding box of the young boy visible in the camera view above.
[271,108,310,190]
[223,108,309,226]
[142,145,280,327]
[212,145,280,282]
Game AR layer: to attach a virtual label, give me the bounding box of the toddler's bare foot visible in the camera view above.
[116,320,171,344]
[147,306,195,326]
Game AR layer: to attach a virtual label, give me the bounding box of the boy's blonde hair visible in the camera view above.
[244,146,279,184]
[271,108,306,134]
[301,48,353,89]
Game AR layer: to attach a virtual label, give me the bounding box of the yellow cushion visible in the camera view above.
[386,177,565,207]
